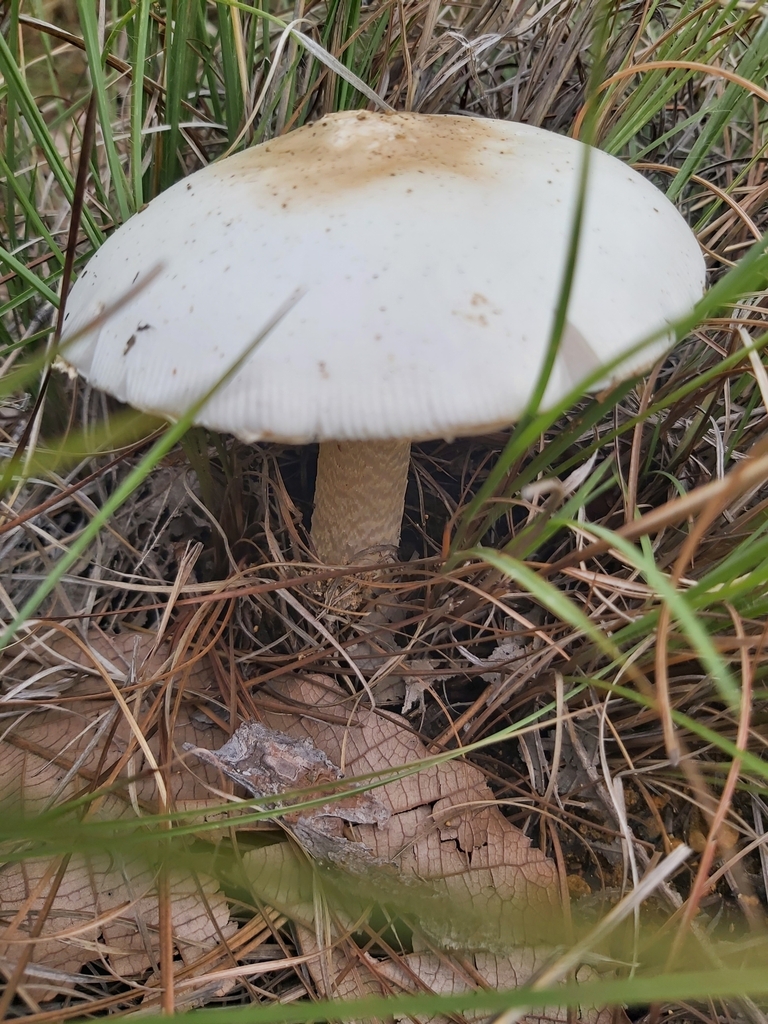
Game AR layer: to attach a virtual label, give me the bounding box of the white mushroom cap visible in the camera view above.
[61,111,705,446]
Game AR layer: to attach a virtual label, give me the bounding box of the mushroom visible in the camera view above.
[60,112,705,565]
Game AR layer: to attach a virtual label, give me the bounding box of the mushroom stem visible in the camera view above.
[311,440,411,564]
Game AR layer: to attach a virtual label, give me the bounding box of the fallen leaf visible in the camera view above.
[0,630,235,1001]
[235,674,616,1022]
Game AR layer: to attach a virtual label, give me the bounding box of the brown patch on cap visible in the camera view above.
[211,112,502,206]
[452,292,502,326]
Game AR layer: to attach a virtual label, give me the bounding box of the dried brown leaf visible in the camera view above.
[0,855,232,990]
[0,631,235,999]
[238,675,614,1022]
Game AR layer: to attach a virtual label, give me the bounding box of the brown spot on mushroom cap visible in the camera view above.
[209,111,501,207]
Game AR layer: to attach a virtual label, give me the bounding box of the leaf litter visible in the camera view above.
[0,632,236,1004]
[189,673,614,1022]
[2,632,613,1019]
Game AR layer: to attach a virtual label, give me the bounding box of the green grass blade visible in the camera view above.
[0,291,301,653]
[77,0,132,220]
[0,31,102,248]
[594,679,768,782]
[130,0,151,207]
[161,0,198,189]
[575,521,740,705]
[667,19,768,200]
[464,546,625,665]
[63,968,768,1024]
[217,2,247,145]
[0,245,60,307]
[3,0,20,255]
[0,153,65,268]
